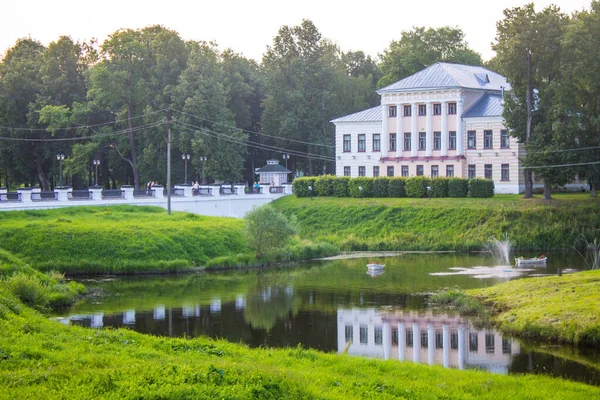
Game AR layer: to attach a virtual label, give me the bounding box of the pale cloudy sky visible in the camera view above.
[0,0,592,62]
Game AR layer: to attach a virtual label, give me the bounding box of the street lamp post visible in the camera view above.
[358,186,363,200]
[308,185,313,200]
[199,156,207,184]
[93,159,101,187]
[182,154,190,184]
[282,153,290,182]
[56,154,65,187]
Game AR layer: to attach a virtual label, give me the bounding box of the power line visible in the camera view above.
[169,108,335,149]
[522,160,600,169]
[173,121,335,162]
[525,145,600,154]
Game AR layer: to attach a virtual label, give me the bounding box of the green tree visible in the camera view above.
[378,26,482,87]
[243,204,297,259]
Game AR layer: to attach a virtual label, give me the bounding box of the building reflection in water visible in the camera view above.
[337,308,520,373]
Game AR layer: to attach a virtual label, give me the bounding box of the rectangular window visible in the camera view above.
[418,104,426,116]
[421,331,428,348]
[431,165,439,178]
[484,130,493,149]
[446,165,454,177]
[389,133,397,151]
[404,133,411,151]
[392,327,398,346]
[467,130,476,149]
[448,102,457,115]
[502,338,511,354]
[449,131,456,150]
[469,333,478,352]
[360,325,368,344]
[406,330,413,347]
[501,129,510,148]
[451,331,458,350]
[419,132,426,151]
[358,134,366,152]
[373,166,379,177]
[358,166,366,177]
[387,166,394,177]
[433,103,441,115]
[434,132,441,150]
[404,105,412,117]
[485,164,492,180]
[435,331,443,349]
[401,166,409,177]
[374,326,383,345]
[485,333,495,354]
[501,164,509,181]
[416,165,424,176]
[468,164,476,179]
[343,134,351,152]
[372,134,380,152]
[345,325,353,343]
[388,105,397,117]
[344,166,351,177]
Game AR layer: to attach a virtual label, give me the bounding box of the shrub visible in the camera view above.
[405,176,430,198]
[314,175,336,197]
[388,177,407,198]
[244,205,297,259]
[372,177,390,198]
[292,177,316,198]
[430,177,449,198]
[348,178,373,198]
[332,177,350,197]
[448,178,469,198]
[469,178,495,198]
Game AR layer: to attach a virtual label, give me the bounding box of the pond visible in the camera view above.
[55,252,600,386]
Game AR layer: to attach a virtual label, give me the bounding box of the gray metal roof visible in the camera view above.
[255,164,291,173]
[330,106,381,123]
[462,93,504,118]
[377,63,510,94]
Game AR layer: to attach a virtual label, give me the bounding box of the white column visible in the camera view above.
[412,322,420,363]
[442,323,450,368]
[411,103,418,157]
[383,321,391,360]
[381,104,388,158]
[425,102,433,157]
[395,103,403,153]
[398,322,406,361]
[441,101,448,157]
[427,323,435,365]
[458,324,466,370]
[17,188,32,204]
[456,99,464,156]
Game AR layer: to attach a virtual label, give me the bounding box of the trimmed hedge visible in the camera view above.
[293,176,490,198]
[405,176,430,198]
[388,177,407,198]
[430,177,449,198]
[448,178,469,198]
[469,178,495,198]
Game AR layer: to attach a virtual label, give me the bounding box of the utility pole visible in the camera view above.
[167,110,172,215]
[523,48,533,198]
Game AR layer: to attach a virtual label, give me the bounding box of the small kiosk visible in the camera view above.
[255,160,291,186]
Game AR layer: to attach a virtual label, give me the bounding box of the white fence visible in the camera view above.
[0,184,293,218]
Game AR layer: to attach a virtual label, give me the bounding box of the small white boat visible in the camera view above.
[366,263,385,271]
[515,257,547,266]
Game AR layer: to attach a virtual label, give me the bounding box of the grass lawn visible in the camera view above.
[468,270,600,345]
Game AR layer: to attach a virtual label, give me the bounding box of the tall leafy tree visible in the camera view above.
[493,4,569,199]
[378,27,482,87]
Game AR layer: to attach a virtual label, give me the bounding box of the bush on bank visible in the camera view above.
[293,176,491,198]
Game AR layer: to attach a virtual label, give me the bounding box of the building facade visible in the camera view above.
[332,63,522,194]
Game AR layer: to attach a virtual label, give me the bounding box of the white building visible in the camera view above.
[332,63,522,194]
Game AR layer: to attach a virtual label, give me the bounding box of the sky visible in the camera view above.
[0,0,592,62]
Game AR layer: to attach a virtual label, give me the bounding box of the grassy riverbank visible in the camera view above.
[1,288,599,399]
[273,193,600,251]
[467,270,600,346]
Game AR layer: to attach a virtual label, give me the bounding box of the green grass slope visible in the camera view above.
[469,270,600,345]
[273,194,600,251]
[0,288,598,399]
[0,206,247,274]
